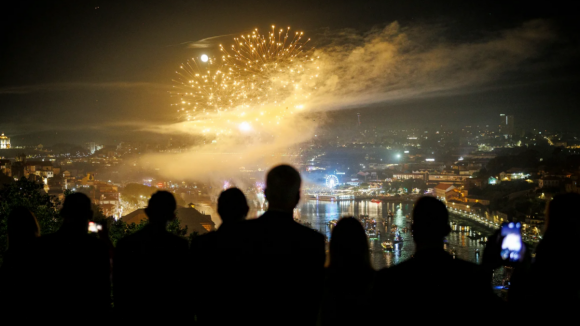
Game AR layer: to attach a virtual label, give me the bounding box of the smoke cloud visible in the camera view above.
[310,19,555,110]
[142,20,556,182]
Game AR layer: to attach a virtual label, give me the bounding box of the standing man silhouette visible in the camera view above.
[241,165,326,326]
[114,191,189,323]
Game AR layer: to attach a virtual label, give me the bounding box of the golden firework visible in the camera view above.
[172,26,318,137]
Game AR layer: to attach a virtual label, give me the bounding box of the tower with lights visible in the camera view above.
[0,133,10,149]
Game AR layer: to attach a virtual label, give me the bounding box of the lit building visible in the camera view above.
[499,114,515,137]
[392,172,428,182]
[539,177,561,189]
[0,133,10,149]
[434,184,457,202]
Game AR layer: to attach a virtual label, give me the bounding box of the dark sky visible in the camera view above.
[0,0,579,145]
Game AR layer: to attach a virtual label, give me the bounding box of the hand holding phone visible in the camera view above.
[88,221,103,233]
[500,222,524,262]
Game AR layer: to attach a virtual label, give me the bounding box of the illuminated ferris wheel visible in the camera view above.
[326,175,339,189]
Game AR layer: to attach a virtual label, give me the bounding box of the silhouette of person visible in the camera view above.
[36,193,111,315]
[318,217,374,326]
[372,196,500,321]
[510,193,580,313]
[114,191,188,322]
[190,187,250,326]
[0,207,41,309]
[240,165,326,326]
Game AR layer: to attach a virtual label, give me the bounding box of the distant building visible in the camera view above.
[499,114,515,137]
[499,169,530,181]
[428,174,470,185]
[0,133,10,149]
[464,195,491,206]
[539,177,561,189]
[0,159,11,176]
[434,184,456,202]
[392,172,428,182]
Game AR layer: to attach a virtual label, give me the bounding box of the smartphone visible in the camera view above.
[88,221,103,233]
[500,222,523,262]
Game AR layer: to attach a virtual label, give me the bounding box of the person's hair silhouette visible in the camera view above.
[265,164,301,212]
[412,196,451,247]
[218,188,249,223]
[60,192,93,232]
[328,217,371,270]
[145,191,177,224]
[7,206,40,249]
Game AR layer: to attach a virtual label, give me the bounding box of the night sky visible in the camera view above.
[1,0,579,145]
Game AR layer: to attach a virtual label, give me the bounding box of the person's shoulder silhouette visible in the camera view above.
[36,193,111,313]
[114,191,188,321]
[0,206,41,309]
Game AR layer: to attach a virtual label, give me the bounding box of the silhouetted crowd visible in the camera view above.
[1,164,578,324]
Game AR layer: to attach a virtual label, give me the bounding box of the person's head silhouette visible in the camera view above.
[412,196,451,250]
[145,191,177,226]
[265,165,301,213]
[545,193,580,237]
[7,206,40,249]
[328,217,371,271]
[60,192,93,233]
[217,188,249,224]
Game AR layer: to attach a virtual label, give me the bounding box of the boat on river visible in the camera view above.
[393,231,404,243]
[370,199,382,204]
[381,241,394,251]
[366,229,378,239]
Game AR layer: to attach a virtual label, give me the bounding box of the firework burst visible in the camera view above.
[172,26,319,138]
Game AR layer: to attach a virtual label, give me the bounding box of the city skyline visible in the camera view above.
[0,0,579,145]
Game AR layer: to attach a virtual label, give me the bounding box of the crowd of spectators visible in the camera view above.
[0,164,578,324]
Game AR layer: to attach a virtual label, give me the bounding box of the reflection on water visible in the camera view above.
[297,200,490,270]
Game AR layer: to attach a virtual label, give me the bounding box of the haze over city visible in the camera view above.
[1,1,579,321]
